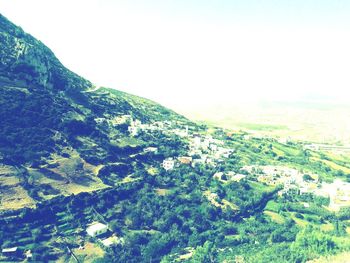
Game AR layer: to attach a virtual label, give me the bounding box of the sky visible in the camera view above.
[1,0,350,110]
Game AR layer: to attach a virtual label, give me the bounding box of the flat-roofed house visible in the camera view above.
[162,158,175,171]
[2,247,19,258]
[86,222,108,237]
[144,147,158,153]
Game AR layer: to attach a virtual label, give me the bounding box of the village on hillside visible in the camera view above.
[2,113,350,261]
[96,114,350,214]
[112,115,350,214]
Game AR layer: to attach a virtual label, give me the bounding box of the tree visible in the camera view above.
[292,226,337,259]
[31,228,43,242]
[190,241,217,263]
[303,174,313,181]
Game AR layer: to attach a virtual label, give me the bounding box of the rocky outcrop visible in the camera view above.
[0,14,91,91]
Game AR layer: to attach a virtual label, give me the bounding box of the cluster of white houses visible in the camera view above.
[188,135,233,159]
[96,114,235,172]
[127,118,188,137]
[241,165,318,195]
[97,114,350,212]
[119,117,236,171]
[95,113,193,142]
[161,134,234,171]
[161,156,194,171]
[95,114,132,126]
[186,134,233,168]
[242,165,350,211]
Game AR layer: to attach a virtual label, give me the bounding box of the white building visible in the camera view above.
[94,118,106,124]
[2,247,18,254]
[143,147,158,153]
[86,222,108,237]
[25,250,33,260]
[231,174,247,182]
[162,158,175,171]
[101,235,124,247]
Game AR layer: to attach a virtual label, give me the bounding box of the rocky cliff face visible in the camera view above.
[0,14,90,90]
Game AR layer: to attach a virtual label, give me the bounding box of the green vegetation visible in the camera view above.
[2,130,350,262]
[1,13,350,263]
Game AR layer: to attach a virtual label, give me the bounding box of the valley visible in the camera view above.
[177,101,350,146]
[1,13,350,263]
[2,114,350,262]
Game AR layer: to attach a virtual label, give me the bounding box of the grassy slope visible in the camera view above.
[98,87,188,122]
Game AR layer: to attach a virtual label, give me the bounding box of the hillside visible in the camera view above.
[0,13,187,210]
[1,14,350,263]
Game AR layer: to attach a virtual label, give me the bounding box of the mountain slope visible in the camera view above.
[2,13,350,263]
[0,13,187,210]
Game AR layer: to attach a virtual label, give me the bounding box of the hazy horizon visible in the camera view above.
[1,0,350,111]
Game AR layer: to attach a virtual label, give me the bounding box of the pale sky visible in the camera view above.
[1,0,350,110]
